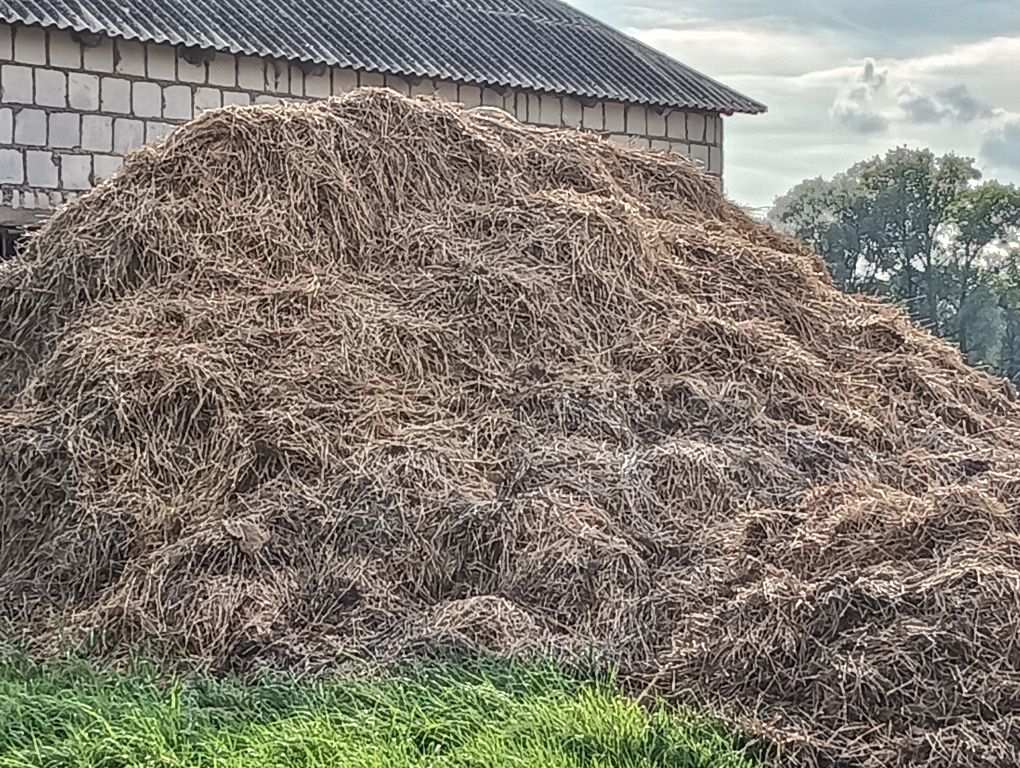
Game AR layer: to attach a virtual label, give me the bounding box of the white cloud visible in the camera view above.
[830,59,890,133]
[629,25,851,77]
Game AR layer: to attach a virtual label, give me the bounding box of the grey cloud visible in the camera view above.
[898,83,994,124]
[981,120,1020,171]
[898,85,946,123]
[831,59,889,134]
[937,85,994,122]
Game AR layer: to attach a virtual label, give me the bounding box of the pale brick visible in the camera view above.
[49,112,80,148]
[408,78,435,97]
[237,56,263,91]
[208,53,236,87]
[49,29,82,69]
[68,72,99,110]
[114,40,145,76]
[145,121,174,142]
[434,80,457,103]
[561,98,582,127]
[669,140,691,156]
[361,71,385,88]
[222,91,250,107]
[194,87,221,113]
[604,102,625,132]
[304,68,330,98]
[265,60,289,92]
[525,93,541,122]
[100,77,131,113]
[254,94,279,105]
[9,190,19,208]
[687,112,707,142]
[625,105,646,135]
[13,25,45,65]
[163,85,192,119]
[35,68,66,107]
[132,81,161,117]
[1,65,33,104]
[582,102,603,130]
[82,38,114,72]
[26,149,57,187]
[651,139,670,152]
[333,68,358,95]
[21,190,36,209]
[540,94,561,126]
[14,108,46,145]
[147,43,175,80]
[60,153,91,189]
[113,117,144,153]
[289,65,304,96]
[94,153,122,180]
[385,74,411,96]
[81,115,113,151]
[608,133,637,147]
[705,114,720,144]
[0,108,11,143]
[689,142,710,168]
[0,25,10,61]
[666,110,687,140]
[49,191,62,207]
[708,145,723,175]
[481,88,502,107]
[646,108,667,137]
[0,148,23,184]
[510,92,528,122]
[458,84,481,106]
[177,55,206,84]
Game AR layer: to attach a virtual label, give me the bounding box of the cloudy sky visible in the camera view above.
[572,0,1020,210]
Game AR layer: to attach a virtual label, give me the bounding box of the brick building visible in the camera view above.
[0,0,764,231]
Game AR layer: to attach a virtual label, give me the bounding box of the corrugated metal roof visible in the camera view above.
[0,0,767,114]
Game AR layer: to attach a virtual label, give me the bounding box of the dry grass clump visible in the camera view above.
[2,89,1019,767]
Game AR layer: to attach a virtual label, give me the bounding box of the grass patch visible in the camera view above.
[0,654,763,767]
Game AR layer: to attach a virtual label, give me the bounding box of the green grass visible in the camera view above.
[0,655,762,768]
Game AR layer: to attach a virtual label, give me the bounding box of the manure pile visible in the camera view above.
[2,89,1019,767]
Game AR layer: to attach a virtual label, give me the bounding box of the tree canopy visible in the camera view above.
[770,147,1020,383]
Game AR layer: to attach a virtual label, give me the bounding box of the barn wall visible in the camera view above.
[1,22,724,223]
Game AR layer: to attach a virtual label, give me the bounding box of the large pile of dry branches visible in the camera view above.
[1,89,1018,767]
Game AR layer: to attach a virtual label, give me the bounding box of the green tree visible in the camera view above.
[770,148,1020,378]
[993,254,1020,384]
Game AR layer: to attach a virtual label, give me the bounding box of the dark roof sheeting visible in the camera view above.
[0,0,766,114]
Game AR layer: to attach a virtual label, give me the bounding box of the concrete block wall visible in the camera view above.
[430,85,723,177]
[1,21,724,221]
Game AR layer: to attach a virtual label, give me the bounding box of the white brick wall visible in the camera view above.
[1,20,728,220]
[68,72,98,110]
[2,65,32,103]
[81,115,112,151]
[0,108,12,143]
[49,112,78,147]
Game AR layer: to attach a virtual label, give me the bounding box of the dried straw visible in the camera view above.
[1,89,1018,767]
